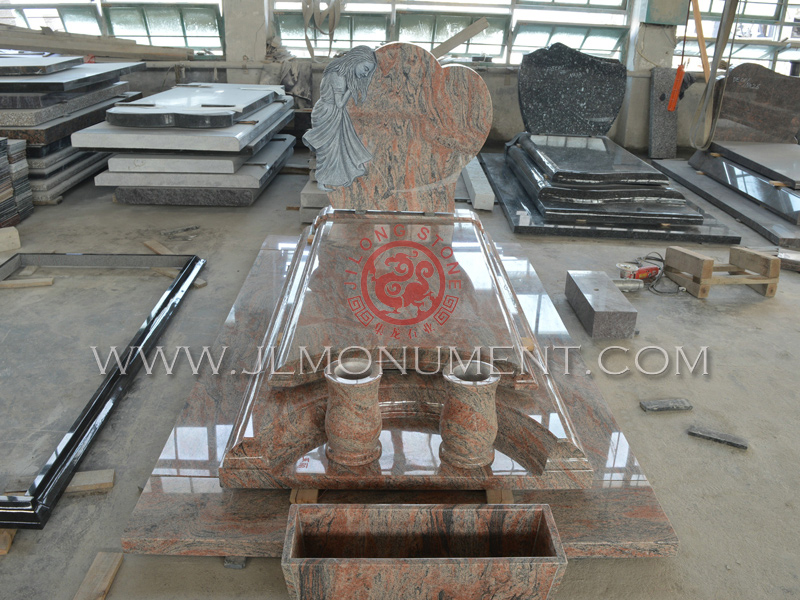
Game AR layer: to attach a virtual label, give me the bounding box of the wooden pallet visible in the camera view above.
[665,246,780,299]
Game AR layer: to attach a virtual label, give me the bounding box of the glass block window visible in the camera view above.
[275,13,390,57]
[511,24,627,64]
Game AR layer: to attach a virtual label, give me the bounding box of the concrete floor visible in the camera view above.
[0,163,798,599]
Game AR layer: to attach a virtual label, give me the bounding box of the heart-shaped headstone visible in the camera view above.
[306,42,492,212]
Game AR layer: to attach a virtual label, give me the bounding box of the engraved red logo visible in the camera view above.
[344,225,461,338]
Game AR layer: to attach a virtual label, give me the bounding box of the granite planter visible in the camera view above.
[281,504,567,600]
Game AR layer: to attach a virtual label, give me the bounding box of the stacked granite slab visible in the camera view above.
[481,43,738,243]
[7,139,33,221]
[0,55,145,205]
[0,137,16,226]
[72,83,295,206]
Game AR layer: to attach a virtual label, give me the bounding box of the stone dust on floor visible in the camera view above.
[0,170,798,600]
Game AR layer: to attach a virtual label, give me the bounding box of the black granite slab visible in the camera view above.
[0,62,144,92]
[654,158,800,249]
[26,137,72,159]
[481,152,741,243]
[516,133,669,185]
[518,43,626,136]
[709,142,800,189]
[688,151,800,225]
[0,55,83,76]
[640,398,693,412]
[506,145,685,204]
[688,426,748,450]
[0,78,121,109]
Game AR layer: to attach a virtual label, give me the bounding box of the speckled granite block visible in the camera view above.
[565,271,637,339]
[462,157,495,210]
[518,43,626,136]
[282,504,567,600]
[649,68,678,159]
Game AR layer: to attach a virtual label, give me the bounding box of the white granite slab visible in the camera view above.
[94,135,295,189]
[72,98,294,152]
[462,157,495,211]
[300,179,329,208]
[0,62,145,92]
[107,152,248,174]
[29,152,110,191]
[31,154,109,204]
[0,55,83,75]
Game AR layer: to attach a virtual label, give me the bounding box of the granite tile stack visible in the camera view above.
[8,139,33,221]
[72,83,296,206]
[480,43,739,244]
[0,137,16,226]
[0,55,145,205]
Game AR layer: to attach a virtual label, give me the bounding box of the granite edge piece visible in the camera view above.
[687,426,748,449]
[640,398,693,412]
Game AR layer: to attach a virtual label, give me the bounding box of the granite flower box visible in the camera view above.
[281,503,567,600]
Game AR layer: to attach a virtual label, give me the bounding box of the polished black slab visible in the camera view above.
[25,137,72,159]
[688,151,800,225]
[482,153,740,243]
[517,133,669,185]
[0,78,121,109]
[506,147,702,225]
[654,159,800,249]
[0,62,144,92]
[518,43,625,136]
[709,142,800,189]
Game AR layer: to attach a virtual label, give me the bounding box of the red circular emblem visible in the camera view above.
[360,240,446,325]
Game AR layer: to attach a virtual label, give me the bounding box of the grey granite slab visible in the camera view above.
[481,152,742,244]
[106,83,283,128]
[640,398,693,412]
[95,135,295,189]
[565,270,637,339]
[709,142,800,189]
[518,43,626,136]
[654,158,800,249]
[0,62,145,92]
[688,426,748,450]
[27,151,92,178]
[0,55,83,75]
[462,157,495,210]
[0,81,130,127]
[112,139,294,206]
[107,152,248,174]
[688,151,800,225]
[25,144,79,169]
[517,133,669,185]
[0,78,121,109]
[72,98,294,153]
[29,152,110,191]
[649,67,678,159]
[24,137,72,158]
[713,63,800,144]
[31,154,109,205]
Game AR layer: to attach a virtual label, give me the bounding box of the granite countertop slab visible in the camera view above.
[0,62,145,92]
[0,55,83,75]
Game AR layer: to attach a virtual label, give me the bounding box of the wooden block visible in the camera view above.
[0,226,21,252]
[72,552,123,600]
[289,489,319,504]
[0,277,54,289]
[65,469,115,495]
[150,267,207,289]
[143,239,175,256]
[485,489,514,504]
[665,246,714,280]
[777,249,800,272]
[17,265,38,277]
[729,247,781,278]
[769,180,789,187]
[665,268,710,298]
[0,529,16,555]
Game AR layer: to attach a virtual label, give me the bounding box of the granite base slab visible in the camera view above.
[30,154,109,205]
[282,504,566,600]
[709,142,800,189]
[516,133,669,185]
[30,152,109,191]
[0,81,130,127]
[565,271,637,339]
[0,92,140,145]
[121,234,678,560]
[96,135,295,189]
[482,153,741,243]
[688,151,800,225]
[654,159,800,249]
[27,150,92,178]
[462,157,495,210]
[25,144,79,169]
[0,55,83,76]
[111,140,293,206]
[107,152,248,175]
[0,61,144,92]
[72,99,294,153]
[105,83,283,128]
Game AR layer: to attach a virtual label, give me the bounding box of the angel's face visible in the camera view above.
[356,60,375,78]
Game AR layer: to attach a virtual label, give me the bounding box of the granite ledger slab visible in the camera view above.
[689,151,800,225]
[0,61,145,92]
[71,97,294,153]
[107,152,249,175]
[515,133,669,185]
[105,83,283,128]
[121,233,678,559]
[709,141,800,189]
[517,43,626,136]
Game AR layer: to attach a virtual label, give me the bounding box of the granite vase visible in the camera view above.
[281,503,568,600]
[324,359,382,466]
[440,360,500,469]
